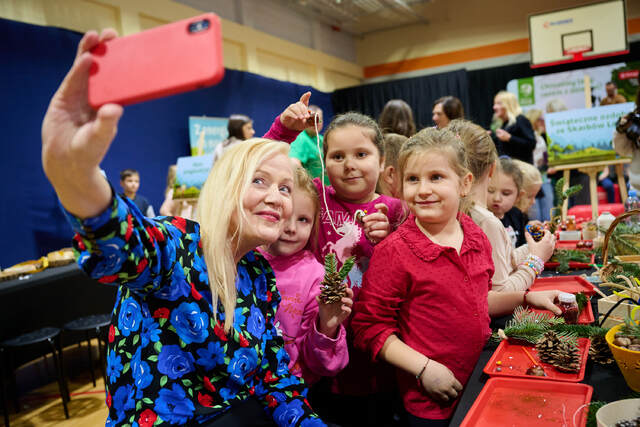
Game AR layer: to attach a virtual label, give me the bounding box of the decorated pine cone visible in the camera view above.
[319,254,355,304]
[525,224,544,242]
[589,334,615,365]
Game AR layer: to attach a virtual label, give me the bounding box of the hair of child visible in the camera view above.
[524,109,543,128]
[512,159,542,212]
[120,168,139,181]
[196,138,290,333]
[293,166,320,253]
[383,133,408,168]
[447,119,497,181]
[494,91,522,126]
[378,99,416,137]
[432,96,465,121]
[397,127,471,212]
[498,157,524,194]
[323,112,385,159]
[227,114,253,140]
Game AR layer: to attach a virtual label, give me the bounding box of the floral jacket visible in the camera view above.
[66,194,325,427]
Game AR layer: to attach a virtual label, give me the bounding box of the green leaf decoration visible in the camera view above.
[148,355,158,362]
[122,362,130,374]
[188,388,193,397]
[160,375,168,387]
[142,397,153,404]
[324,253,337,275]
[253,266,263,275]
[180,339,187,348]
[136,400,142,411]
[125,352,132,359]
[338,256,356,281]
[159,318,167,327]
[132,334,139,346]
[182,379,192,387]
[154,341,163,353]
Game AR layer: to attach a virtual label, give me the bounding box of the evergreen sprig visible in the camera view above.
[324,253,337,275]
[338,256,355,281]
[551,250,590,273]
[621,318,640,339]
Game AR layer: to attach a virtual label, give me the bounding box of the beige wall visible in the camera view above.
[357,0,640,68]
[0,0,363,92]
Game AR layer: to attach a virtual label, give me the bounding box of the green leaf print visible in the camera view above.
[160,375,168,387]
[132,334,139,345]
[154,341,163,353]
[122,362,130,374]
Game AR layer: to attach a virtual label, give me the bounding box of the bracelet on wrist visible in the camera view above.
[416,358,430,385]
[523,289,530,307]
[521,254,544,276]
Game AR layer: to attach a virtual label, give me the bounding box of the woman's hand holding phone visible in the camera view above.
[42,29,122,219]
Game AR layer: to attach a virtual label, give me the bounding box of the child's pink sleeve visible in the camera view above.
[262,115,301,143]
[352,237,409,360]
[296,275,349,379]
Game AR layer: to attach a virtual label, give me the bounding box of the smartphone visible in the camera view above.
[88,13,224,108]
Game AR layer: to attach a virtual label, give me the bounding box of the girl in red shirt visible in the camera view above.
[352,127,563,426]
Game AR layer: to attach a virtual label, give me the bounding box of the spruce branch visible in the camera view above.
[338,256,355,281]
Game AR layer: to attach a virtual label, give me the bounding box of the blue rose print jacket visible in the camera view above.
[66,194,325,427]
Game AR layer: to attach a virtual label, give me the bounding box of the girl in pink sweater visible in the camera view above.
[260,167,352,384]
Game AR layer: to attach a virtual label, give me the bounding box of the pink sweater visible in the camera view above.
[259,249,349,384]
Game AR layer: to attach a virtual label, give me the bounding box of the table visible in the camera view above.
[552,158,631,220]
[449,270,632,426]
[0,263,117,364]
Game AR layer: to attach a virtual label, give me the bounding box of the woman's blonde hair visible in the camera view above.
[292,167,320,253]
[196,138,290,333]
[513,159,542,212]
[495,91,522,126]
[397,127,471,212]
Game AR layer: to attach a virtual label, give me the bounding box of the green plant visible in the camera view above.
[549,177,583,233]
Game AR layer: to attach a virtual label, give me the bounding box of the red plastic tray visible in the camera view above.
[460,377,593,427]
[555,240,592,250]
[530,275,596,295]
[483,338,590,382]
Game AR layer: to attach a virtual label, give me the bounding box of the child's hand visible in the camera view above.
[525,229,555,262]
[495,128,511,142]
[363,203,390,244]
[279,92,312,131]
[420,359,463,403]
[525,290,562,315]
[316,287,354,338]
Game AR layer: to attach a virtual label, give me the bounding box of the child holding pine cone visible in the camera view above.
[352,128,563,426]
[259,167,352,385]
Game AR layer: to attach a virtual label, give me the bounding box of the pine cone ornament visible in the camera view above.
[589,334,614,365]
[536,331,581,373]
[319,254,355,304]
[525,224,544,242]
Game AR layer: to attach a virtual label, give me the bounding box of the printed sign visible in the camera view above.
[189,116,228,156]
[174,154,214,199]
[545,103,634,165]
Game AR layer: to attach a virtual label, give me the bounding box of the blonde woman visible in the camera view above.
[42,29,326,427]
[490,91,537,164]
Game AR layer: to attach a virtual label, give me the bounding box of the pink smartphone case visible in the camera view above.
[88,13,224,108]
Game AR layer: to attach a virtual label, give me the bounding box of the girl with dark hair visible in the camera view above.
[378,99,416,137]
[211,114,255,165]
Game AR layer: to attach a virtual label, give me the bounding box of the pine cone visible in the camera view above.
[589,335,615,365]
[536,331,581,373]
[319,271,347,304]
[536,331,562,364]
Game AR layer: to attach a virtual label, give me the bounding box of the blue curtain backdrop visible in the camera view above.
[0,17,334,268]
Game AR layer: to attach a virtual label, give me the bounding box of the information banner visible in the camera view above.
[174,154,213,199]
[189,116,228,156]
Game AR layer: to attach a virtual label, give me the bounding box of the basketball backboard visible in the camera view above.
[528,0,628,68]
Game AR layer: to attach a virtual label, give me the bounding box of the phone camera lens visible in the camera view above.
[189,19,210,33]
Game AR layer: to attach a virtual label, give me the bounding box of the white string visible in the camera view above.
[314,111,344,237]
[572,402,593,427]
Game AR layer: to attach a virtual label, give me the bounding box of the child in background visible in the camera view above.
[352,128,562,425]
[119,169,155,217]
[259,167,351,385]
[449,120,555,292]
[488,158,526,247]
[308,112,406,426]
[513,159,543,219]
[158,165,195,220]
[377,133,407,199]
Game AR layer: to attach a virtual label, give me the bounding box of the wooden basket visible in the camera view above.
[600,209,640,283]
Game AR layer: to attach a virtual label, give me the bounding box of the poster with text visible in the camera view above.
[174,154,214,199]
[545,102,634,165]
[189,116,228,156]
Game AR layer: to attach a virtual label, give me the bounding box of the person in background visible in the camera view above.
[600,81,627,106]
[490,91,536,164]
[488,157,527,248]
[377,133,408,199]
[513,159,543,223]
[613,88,640,192]
[290,104,329,184]
[120,168,155,217]
[378,99,416,137]
[524,109,553,221]
[211,114,255,166]
[432,96,464,129]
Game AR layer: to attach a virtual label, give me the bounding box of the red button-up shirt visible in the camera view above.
[352,213,494,420]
